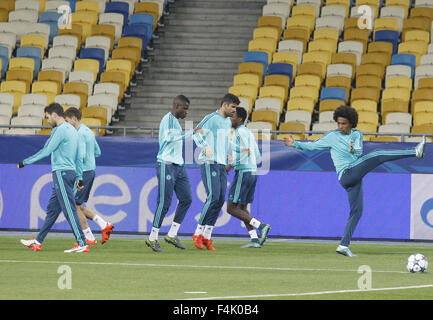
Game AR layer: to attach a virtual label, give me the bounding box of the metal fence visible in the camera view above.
[1,124,432,141]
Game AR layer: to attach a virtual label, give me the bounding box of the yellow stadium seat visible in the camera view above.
[410,6,433,23]
[358,111,379,126]
[264,74,291,101]
[82,107,108,127]
[233,73,261,90]
[59,24,83,49]
[253,27,280,42]
[370,136,400,142]
[134,2,159,31]
[418,78,433,89]
[413,112,433,126]
[106,59,133,86]
[37,128,52,135]
[37,70,64,94]
[71,11,99,40]
[291,5,317,19]
[412,88,433,110]
[302,51,332,79]
[31,81,58,104]
[248,38,277,64]
[75,0,100,14]
[356,63,384,80]
[74,59,100,82]
[6,70,33,93]
[351,99,377,113]
[1,80,27,114]
[368,41,394,57]
[283,28,309,52]
[285,15,316,37]
[373,17,400,36]
[343,28,369,52]
[313,28,339,42]
[398,41,428,66]
[112,47,141,69]
[356,75,382,91]
[382,87,411,104]
[258,15,283,36]
[385,76,412,90]
[259,85,287,109]
[100,71,126,97]
[251,109,279,130]
[331,52,356,79]
[308,39,338,55]
[402,17,431,40]
[386,0,409,17]
[297,62,324,82]
[91,24,116,52]
[361,51,390,68]
[118,36,143,55]
[277,122,306,140]
[286,98,315,113]
[356,122,378,134]
[403,29,430,43]
[290,86,319,104]
[413,101,433,114]
[352,87,381,104]
[0,0,14,13]
[82,117,105,136]
[272,51,297,78]
[0,8,8,22]
[294,74,321,90]
[238,62,264,81]
[229,85,257,109]
[63,82,89,109]
[319,99,345,113]
[8,57,34,80]
[381,100,409,120]
[412,124,433,134]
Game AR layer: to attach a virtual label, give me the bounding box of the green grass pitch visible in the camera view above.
[1,234,433,300]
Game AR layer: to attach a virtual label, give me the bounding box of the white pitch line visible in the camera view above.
[182,284,433,300]
[0,259,408,274]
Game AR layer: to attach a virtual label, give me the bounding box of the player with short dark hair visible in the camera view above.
[145,95,201,252]
[284,105,426,257]
[64,107,114,246]
[19,103,88,253]
[226,107,271,248]
[192,93,240,250]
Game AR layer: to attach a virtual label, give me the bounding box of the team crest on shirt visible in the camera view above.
[212,171,217,177]
[166,175,172,181]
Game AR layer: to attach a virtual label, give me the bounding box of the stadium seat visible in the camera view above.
[264,74,291,100]
[277,122,306,140]
[294,74,321,90]
[243,51,269,77]
[63,82,88,109]
[6,70,32,93]
[79,47,105,74]
[134,2,158,31]
[89,25,115,52]
[93,82,120,105]
[285,110,312,129]
[320,87,346,102]
[254,97,282,114]
[82,106,108,127]
[259,85,287,108]
[0,92,14,120]
[258,15,283,35]
[74,59,100,82]
[58,24,83,48]
[122,24,150,53]
[267,63,293,81]
[233,73,261,91]
[251,109,279,130]
[129,13,154,43]
[31,81,58,104]
[286,97,315,113]
[98,13,124,43]
[87,93,117,120]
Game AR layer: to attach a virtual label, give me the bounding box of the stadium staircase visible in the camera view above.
[119,0,267,135]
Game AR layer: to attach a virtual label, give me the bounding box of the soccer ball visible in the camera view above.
[406,254,428,273]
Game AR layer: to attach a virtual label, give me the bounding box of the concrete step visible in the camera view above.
[140,79,233,87]
[158,25,256,34]
[165,18,258,27]
[175,1,265,9]
[154,42,248,51]
[139,71,235,81]
[154,31,254,40]
[132,96,222,106]
[149,60,239,69]
[166,13,260,22]
[154,35,251,45]
[148,48,246,58]
[152,54,243,63]
[143,66,237,75]
[132,84,228,94]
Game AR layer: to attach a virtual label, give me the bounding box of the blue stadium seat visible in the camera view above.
[267,63,293,81]
[105,2,129,26]
[129,13,154,42]
[391,53,416,78]
[0,46,9,79]
[66,0,77,12]
[243,51,268,77]
[79,48,105,74]
[122,25,150,52]
[17,46,42,79]
[39,12,61,44]
[320,87,346,102]
[374,30,399,54]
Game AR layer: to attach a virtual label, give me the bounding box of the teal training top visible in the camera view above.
[23,121,84,180]
[77,123,101,172]
[231,125,261,172]
[157,112,193,165]
[194,110,232,165]
[292,129,363,180]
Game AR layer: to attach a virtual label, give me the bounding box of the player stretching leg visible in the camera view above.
[284,106,426,257]
[226,107,270,248]
[64,108,114,246]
